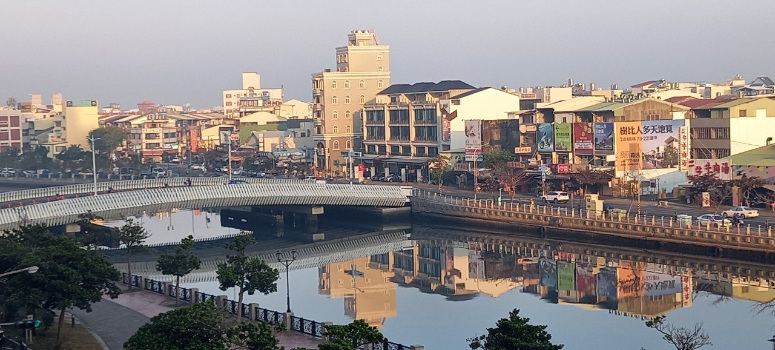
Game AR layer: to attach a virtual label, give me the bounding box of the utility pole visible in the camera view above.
[89,135,100,195]
[227,134,233,182]
[348,148,354,183]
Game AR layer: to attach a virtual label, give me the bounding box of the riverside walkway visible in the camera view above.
[71,285,322,350]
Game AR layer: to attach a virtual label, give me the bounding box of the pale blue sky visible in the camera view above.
[2,0,773,109]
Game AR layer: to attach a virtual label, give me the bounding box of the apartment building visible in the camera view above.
[312,30,390,175]
[0,110,23,152]
[223,72,283,118]
[361,80,474,181]
[689,97,775,159]
[64,100,99,149]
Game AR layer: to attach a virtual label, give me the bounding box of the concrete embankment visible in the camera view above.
[412,197,775,264]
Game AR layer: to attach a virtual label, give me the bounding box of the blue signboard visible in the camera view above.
[537,123,554,153]
[594,122,614,152]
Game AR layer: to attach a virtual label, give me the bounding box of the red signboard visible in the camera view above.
[573,123,594,154]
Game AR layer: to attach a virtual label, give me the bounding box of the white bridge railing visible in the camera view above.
[0,177,305,204]
[0,183,412,230]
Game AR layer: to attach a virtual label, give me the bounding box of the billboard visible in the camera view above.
[597,267,617,298]
[615,121,643,171]
[576,264,596,296]
[557,261,576,291]
[539,258,557,288]
[617,266,645,298]
[679,126,690,171]
[641,120,684,170]
[573,122,594,154]
[464,120,482,151]
[554,123,572,152]
[594,122,614,152]
[537,123,554,153]
[687,159,733,180]
[644,271,682,296]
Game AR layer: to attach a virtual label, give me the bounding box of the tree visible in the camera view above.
[428,154,450,185]
[0,148,20,169]
[125,302,282,350]
[481,149,513,170]
[118,219,151,289]
[468,309,563,350]
[575,169,611,194]
[88,126,128,155]
[216,235,279,323]
[56,145,88,171]
[319,319,386,350]
[157,235,202,306]
[1,225,121,349]
[687,171,730,209]
[732,175,765,207]
[645,315,711,350]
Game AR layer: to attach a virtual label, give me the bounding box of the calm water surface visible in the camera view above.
[118,209,775,350]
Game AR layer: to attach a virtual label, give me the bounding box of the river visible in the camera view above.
[106,209,775,350]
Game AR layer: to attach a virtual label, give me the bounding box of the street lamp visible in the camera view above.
[276,249,298,313]
[88,135,101,195]
[0,266,39,278]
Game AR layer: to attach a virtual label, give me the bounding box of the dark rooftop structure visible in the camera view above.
[378,80,474,95]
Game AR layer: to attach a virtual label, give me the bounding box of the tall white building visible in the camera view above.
[222,72,283,118]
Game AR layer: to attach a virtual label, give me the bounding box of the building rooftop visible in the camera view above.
[378,80,474,95]
[535,96,606,111]
[725,144,775,167]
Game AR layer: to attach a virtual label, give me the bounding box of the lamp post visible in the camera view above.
[0,266,39,279]
[88,135,101,195]
[276,249,298,313]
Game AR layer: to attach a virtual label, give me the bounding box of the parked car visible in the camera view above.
[171,157,181,163]
[696,214,731,228]
[721,206,759,218]
[0,168,16,177]
[190,164,204,171]
[541,191,570,203]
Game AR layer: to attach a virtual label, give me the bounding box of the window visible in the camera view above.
[333,111,338,119]
[225,94,232,98]
[346,140,351,149]
[332,96,338,104]
[332,81,337,89]
[346,125,351,133]
[344,80,350,89]
[377,53,383,60]
[739,109,747,117]
[345,110,351,119]
[333,126,339,134]
[359,80,365,89]
[225,102,232,106]
[333,140,340,150]
[378,80,384,88]
[360,95,365,104]
[377,67,383,72]
[345,96,350,104]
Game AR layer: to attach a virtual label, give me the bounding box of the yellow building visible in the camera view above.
[312,30,391,175]
[64,100,99,149]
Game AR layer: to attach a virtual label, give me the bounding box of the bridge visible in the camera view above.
[0,182,412,231]
[119,230,414,283]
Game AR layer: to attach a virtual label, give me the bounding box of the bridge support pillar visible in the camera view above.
[284,211,323,242]
[249,303,260,320]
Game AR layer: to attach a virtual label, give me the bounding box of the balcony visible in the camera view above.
[389,136,410,142]
[414,119,437,125]
[388,118,410,125]
[413,136,437,142]
[365,119,385,125]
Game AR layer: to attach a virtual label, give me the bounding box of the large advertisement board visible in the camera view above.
[554,123,572,152]
[539,258,557,288]
[617,266,645,298]
[594,122,614,153]
[557,261,576,291]
[615,121,643,171]
[597,267,617,298]
[464,120,482,151]
[573,122,594,154]
[644,271,682,296]
[687,159,733,180]
[537,123,554,153]
[576,264,597,296]
[641,120,684,170]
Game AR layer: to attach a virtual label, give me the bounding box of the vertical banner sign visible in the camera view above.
[701,192,710,207]
[596,267,618,298]
[537,123,554,153]
[539,258,558,288]
[615,121,643,171]
[554,123,572,152]
[594,122,614,153]
[576,264,597,296]
[557,261,576,291]
[573,122,594,154]
[464,120,482,161]
[190,128,199,153]
[679,126,690,171]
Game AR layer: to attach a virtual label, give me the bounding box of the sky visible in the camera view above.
[2,0,774,110]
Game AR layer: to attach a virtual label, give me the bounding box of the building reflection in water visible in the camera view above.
[316,234,775,324]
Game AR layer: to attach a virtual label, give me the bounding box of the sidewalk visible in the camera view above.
[72,286,322,350]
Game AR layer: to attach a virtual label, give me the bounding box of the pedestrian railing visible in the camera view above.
[124,274,416,349]
[0,177,310,205]
[412,189,775,252]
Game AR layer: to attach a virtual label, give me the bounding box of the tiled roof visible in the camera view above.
[631,80,656,88]
[378,80,475,95]
[449,87,490,99]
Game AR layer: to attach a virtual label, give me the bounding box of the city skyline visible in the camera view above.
[2,0,774,109]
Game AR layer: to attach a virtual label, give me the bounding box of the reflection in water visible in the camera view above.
[122,208,775,349]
